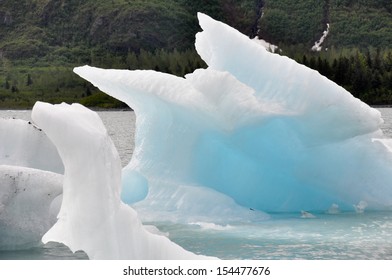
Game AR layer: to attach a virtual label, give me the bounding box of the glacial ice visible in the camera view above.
[32,102,210,259]
[0,165,62,250]
[74,13,392,213]
[0,118,63,173]
[0,118,63,249]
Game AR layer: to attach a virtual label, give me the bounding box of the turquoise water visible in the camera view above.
[158,211,392,259]
[1,109,392,259]
[2,211,392,260]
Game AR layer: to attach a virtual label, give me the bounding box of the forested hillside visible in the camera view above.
[1,0,392,108]
[258,0,392,104]
[258,0,392,49]
[0,0,258,108]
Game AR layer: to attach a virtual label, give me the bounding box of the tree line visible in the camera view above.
[2,46,392,108]
[295,48,392,104]
[0,48,205,109]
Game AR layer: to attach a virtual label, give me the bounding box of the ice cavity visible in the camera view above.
[0,165,62,250]
[74,13,392,213]
[32,102,210,259]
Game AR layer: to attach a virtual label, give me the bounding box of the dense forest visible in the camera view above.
[258,0,392,104]
[0,0,392,108]
[295,48,392,104]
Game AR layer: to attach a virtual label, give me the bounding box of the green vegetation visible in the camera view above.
[258,0,392,49]
[0,0,258,108]
[328,0,392,48]
[1,0,392,108]
[258,0,325,45]
[291,47,392,104]
[0,48,206,108]
[257,0,392,105]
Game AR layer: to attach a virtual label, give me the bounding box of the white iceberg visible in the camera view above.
[353,200,368,214]
[32,102,210,259]
[0,118,63,173]
[0,165,62,250]
[73,13,392,213]
[0,118,63,249]
[327,203,340,214]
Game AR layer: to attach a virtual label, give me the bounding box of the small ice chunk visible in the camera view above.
[301,210,316,219]
[327,203,340,214]
[354,201,368,213]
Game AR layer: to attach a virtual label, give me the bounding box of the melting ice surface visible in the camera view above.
[74,13,392,215]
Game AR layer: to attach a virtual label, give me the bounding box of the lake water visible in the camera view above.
[1,108,392,259]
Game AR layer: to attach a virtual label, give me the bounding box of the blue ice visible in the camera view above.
[74,13,392,213]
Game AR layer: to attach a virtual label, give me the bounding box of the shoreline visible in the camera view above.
[0,106,133,112]
[1,105,391,111]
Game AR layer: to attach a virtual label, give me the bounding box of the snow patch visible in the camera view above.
[252,36,279,53]
[312,23,330,51]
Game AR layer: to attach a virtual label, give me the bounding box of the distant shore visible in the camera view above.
[0,106,133,112]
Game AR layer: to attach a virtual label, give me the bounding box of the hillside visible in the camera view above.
[1,0,392,108]
[0,0,260,108]
[0,0,258,62]
[258,0,392,49]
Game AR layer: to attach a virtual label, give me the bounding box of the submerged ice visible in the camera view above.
[74,13,392,213]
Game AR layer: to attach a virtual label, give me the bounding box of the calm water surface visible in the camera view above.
[0,110,135,167]
[1,108,392,259]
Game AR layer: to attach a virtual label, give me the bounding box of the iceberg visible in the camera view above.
[31,102,210,259]
[0,118,63,173]
[0,165,62,250]
[0,118,63,250]
[74,13,392,213]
